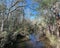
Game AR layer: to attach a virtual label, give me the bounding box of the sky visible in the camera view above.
[0,0,39,21]
[24,0,39,20]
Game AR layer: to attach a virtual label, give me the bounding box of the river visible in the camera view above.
[18,34,45,48]
[4,34,45,48]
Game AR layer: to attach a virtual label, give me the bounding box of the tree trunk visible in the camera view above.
[1,20,4,32]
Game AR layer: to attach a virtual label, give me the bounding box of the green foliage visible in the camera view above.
[0,4,6,11]
[35,0,57,9]
[41,0,56,8]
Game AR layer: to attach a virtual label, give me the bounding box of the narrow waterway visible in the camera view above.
[4,34,45,48]
[24,34,45,48]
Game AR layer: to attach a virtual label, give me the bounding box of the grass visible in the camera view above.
[46,32,58,46]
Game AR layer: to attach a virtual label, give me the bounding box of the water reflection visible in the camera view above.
[25,34,44,48]
[29,34,36,42]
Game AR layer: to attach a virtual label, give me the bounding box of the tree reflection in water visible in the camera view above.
[25,34,44,48]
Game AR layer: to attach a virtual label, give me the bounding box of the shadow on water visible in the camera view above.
[4,34,45,48]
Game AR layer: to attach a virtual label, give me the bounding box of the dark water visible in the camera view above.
[24,34,44,48]
[4,34,45,48]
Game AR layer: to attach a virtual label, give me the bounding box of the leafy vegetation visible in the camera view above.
[0,0,60,48]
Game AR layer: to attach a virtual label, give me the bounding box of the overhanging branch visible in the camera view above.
[9,1,22,11]
[9,6,25,13]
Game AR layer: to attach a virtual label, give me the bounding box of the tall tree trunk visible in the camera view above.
[0,12,4,32]
[1,20,4,32]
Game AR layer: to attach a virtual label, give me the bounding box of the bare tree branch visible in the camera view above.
[9,5,25,13]
[9,1,21,11]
